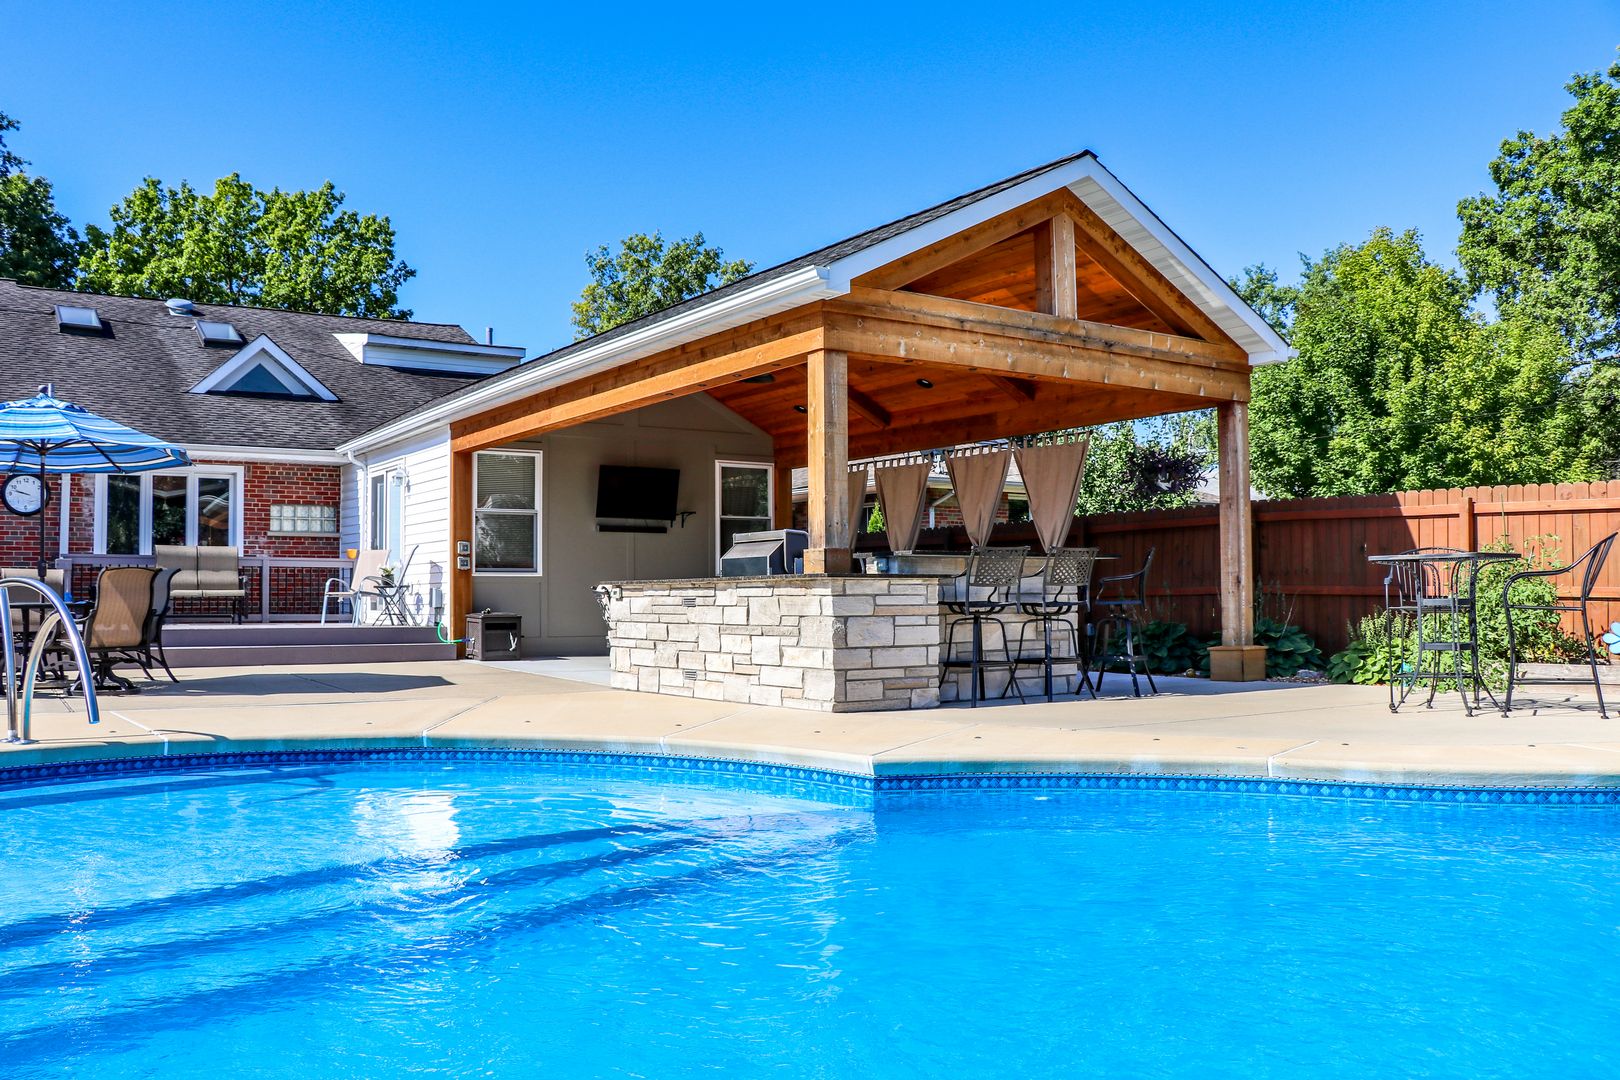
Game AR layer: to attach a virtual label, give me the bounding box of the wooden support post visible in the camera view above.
[803,348,851,574]
[773,461,794,529]
[1208,402,1264,680]
[1033,214,1078,320]
[449,448,474,658]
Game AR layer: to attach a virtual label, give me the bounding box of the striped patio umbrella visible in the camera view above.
[0,384,189,575]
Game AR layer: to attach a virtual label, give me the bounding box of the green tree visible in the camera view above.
[0,110,23,177]
[77,174,413,318]
[1241,228,1585,498]
[0,109,80,288]
[571,232,752,338]
[1458,54,1620,361]
[1076,421,1209,515]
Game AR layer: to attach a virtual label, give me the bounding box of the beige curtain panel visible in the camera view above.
[1015,439,1090,553]
[946,449,1011,548]
[874,462,931,554]
[843,466,870,549]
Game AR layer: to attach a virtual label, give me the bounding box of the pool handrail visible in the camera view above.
[0,576,99,743]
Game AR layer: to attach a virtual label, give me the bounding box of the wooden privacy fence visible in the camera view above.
[857,481,1620,655]
[1078,482,1620,655]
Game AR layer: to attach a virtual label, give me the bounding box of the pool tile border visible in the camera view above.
[2,747,1619,805]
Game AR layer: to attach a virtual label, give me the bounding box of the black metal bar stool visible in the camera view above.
[1089,547,1157,697]
[941,546,1029,707]
[1008,547,1099,701]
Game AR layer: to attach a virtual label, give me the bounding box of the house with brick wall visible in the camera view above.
[0,279,523,618]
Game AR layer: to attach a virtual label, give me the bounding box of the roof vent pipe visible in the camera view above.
[485,327,494,345]
[165,298,196,316]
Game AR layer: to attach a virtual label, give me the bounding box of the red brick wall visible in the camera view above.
[0,461,344,614]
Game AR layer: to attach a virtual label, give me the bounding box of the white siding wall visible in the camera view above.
[357,427,451,626]
[339,461,361,552]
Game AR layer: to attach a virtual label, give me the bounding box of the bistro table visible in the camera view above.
[1367,549,1518,717]
[6,599,97,693]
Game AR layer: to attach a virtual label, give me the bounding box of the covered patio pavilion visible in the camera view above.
[443,153,1290,705]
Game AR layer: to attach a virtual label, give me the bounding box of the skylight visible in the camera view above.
[195,320,244,346]
[54,305,104,333]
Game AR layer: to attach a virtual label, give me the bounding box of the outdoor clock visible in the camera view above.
[2,474,47,517]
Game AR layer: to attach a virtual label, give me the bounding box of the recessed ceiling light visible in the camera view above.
[793,405,808,413]
[916,378,934,389]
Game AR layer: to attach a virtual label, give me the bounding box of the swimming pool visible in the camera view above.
[3,756,1617,1078]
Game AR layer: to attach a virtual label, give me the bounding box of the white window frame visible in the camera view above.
[714,460,774,573]
[473,449,543,577]
[92,465,246,554]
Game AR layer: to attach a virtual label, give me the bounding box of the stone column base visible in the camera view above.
[1207,644,1267,682]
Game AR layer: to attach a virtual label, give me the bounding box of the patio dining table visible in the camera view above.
[1367,549,1518,717]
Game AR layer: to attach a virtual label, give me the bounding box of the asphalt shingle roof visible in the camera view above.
[372,152,1094,432]
[0,280,490,451]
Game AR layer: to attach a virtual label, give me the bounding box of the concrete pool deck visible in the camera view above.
[3,660,1619,789]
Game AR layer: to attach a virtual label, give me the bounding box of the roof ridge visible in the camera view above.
[0,278,468,330]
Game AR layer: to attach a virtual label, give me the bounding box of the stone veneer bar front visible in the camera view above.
[600,572,1083,712]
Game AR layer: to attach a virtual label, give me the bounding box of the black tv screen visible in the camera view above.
[596,465,680,521]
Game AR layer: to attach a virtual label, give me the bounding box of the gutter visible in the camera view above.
[337,265,841,455]
[182,443,347,465]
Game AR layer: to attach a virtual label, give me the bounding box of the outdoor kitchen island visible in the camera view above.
[597,564,1083,712]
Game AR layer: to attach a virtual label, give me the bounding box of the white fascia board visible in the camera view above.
[822,157,1103,287]
[1073,162,1295,365]
[181,443,348,465]
[188,334,340,401]
[337,265,839,454]
[333,332,526,365]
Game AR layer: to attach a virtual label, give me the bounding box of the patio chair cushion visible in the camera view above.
[3,566,66,631]
[88,566,157,651]
[156,545,246,598]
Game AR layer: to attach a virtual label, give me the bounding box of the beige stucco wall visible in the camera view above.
[472,394,773,656]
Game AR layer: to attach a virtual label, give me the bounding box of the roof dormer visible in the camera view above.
[189,334,338,401]
[331,332,525,375]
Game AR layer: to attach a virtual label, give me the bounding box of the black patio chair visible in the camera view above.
[1089,547,1157,697]
[941,546,1029,707]
[1008,547,1099,702]
[1503,532,1617,719]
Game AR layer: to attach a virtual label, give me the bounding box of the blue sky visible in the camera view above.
[4,1,1617,356]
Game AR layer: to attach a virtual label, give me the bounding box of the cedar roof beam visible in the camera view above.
[1052,189,1239,348]
[825,288,1250,402]
[986,375,1037,404]
[853,191,1072,292]
[1033,213,1078,319]
[846,385,892,428]
[451,316,822,453]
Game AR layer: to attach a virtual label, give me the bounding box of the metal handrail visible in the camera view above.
[1,577,99,744]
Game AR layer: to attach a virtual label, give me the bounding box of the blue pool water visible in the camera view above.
[2,760,1618,1079]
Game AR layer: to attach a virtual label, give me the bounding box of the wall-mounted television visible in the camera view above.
[596,465,680,521]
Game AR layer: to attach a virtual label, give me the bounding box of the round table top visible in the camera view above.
[1367,550,1518,565]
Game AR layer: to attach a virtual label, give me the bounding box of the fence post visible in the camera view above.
[1460,496,1476,551]
[259,554,271,623]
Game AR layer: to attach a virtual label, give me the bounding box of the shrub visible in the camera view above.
[1131,620,1201,675]
[1326,535,1588,688]
[1255,615,1324,677]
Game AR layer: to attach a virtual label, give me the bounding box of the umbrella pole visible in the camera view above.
[36,453,48,580]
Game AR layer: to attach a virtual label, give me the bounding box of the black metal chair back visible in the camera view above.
[948,546,1029,613]
[1096,547,1155,610]
[1021,547,1098,615]
[1381,546,1469,614]
[1503,532,1618,719]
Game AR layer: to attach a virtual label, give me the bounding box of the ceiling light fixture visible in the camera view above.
[916,378,934,389]
[793,405,808,413]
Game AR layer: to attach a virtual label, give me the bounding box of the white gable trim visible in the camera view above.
[189,334,339,401]
[332,332,525,374]
[338,153,1290,453]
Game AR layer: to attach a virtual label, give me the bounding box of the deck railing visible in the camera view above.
[56,554,369,623]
